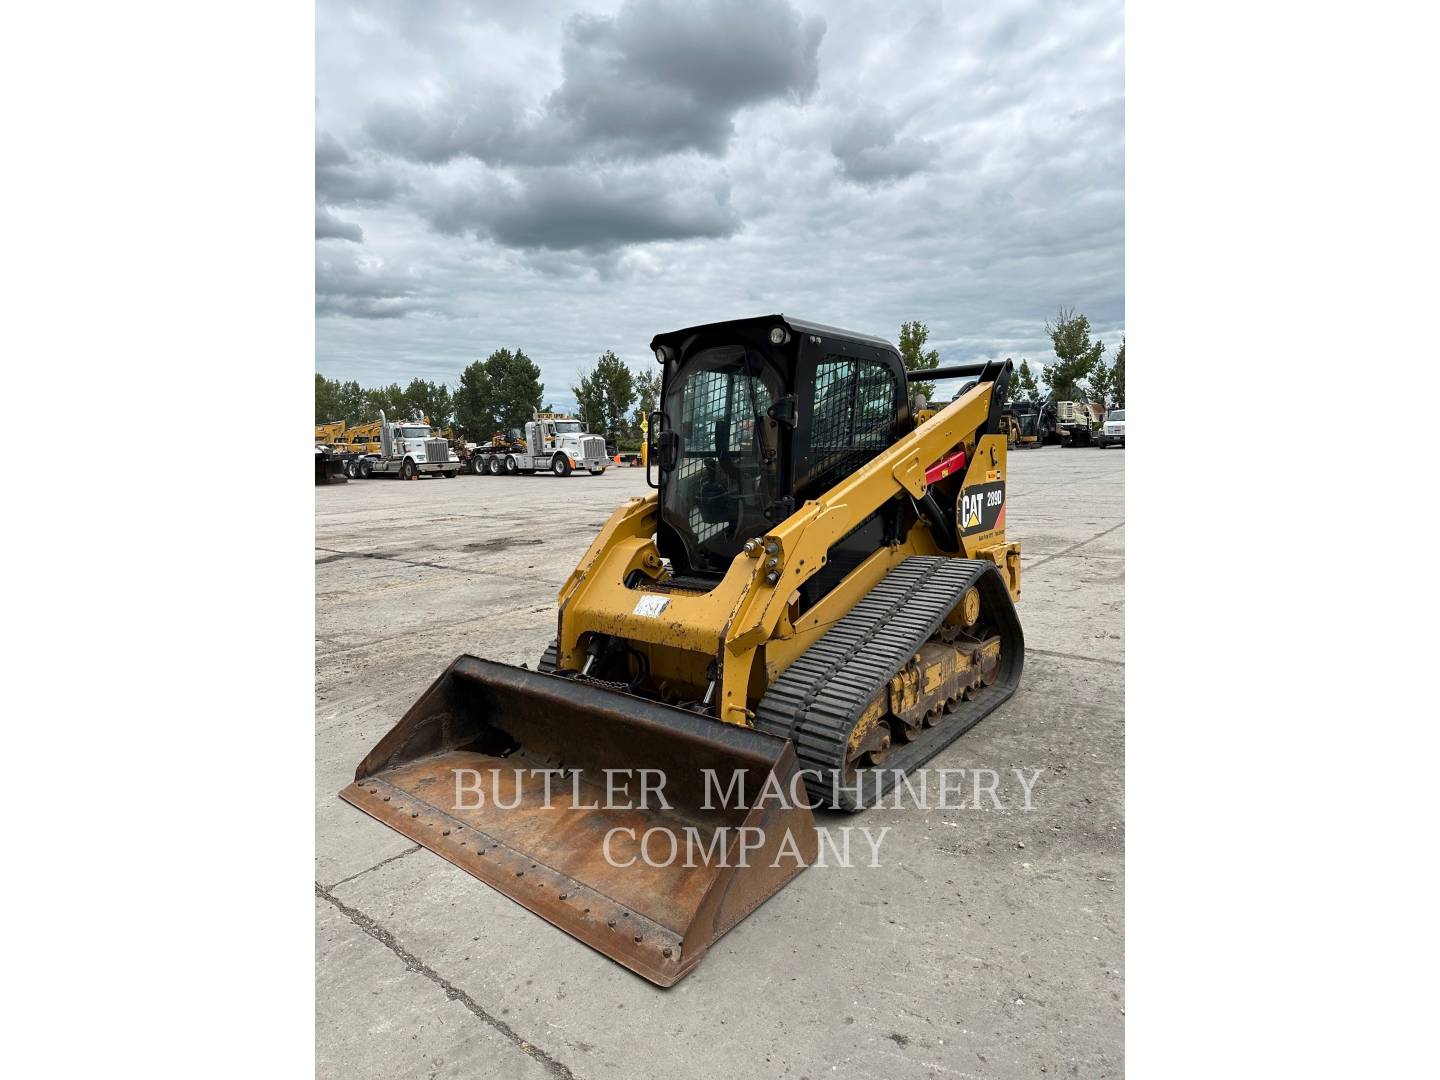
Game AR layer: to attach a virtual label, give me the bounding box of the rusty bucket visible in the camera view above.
[340,656,817,986]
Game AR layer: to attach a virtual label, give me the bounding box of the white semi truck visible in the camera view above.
[356,412,461,479]
[476,413,610,477]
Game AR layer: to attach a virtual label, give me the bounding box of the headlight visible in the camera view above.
[769,326,790,345]
[653,346,668,363]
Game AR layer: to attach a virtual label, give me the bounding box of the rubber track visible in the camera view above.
[755,556,1024,811]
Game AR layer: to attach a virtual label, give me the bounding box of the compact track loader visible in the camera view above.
[341,315,1024,985]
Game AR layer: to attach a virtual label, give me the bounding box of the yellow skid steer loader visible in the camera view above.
[341,315,1024,985]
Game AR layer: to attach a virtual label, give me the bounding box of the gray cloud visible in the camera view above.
[316,251,424,319]
[315,130,350,169]
[316,130,405,206]
[422,165,739,251]
[315,0,1125,403]
[366,0,824,166]
[316,206,363,242]
[831,113,937,185]
[547,0,825,158]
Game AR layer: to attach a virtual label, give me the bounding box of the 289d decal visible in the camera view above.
[960,480,1005,536]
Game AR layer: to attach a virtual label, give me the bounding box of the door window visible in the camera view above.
[662,346,781,572]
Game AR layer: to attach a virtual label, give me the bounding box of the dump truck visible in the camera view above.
[353,412,460,479]
[341,315,1024,985]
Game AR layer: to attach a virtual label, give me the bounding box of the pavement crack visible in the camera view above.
[315,546,568,593]
[316,884,580,1080]
[1024,521,1125,572]
[1027,647,1125,669]
[315,547,477,576]
[326,844,421,891]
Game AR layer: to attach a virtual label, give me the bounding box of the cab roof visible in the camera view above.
[650,314,901,361]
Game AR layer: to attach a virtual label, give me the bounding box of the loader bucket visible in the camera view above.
[340,656,817,986]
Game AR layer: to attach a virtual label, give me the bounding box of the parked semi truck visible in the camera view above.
[354,412,460,479]
[467,412,609,476]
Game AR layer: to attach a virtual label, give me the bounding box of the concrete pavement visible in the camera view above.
[316,447,1125,1078]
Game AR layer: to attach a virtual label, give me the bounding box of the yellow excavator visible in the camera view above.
[342,420,382,455]
[315,420,347,446]
[341,315,1024,985]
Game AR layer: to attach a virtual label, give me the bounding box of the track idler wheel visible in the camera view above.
[844,714,892,784]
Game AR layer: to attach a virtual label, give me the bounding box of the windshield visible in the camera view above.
[1107,410,1125,422]
[662,345,782,574]
[553,422,583,434]
[398,426,431,439]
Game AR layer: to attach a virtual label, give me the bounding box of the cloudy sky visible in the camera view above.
[316,0,1123,410]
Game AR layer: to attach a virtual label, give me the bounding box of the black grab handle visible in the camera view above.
[906,359,1013,383]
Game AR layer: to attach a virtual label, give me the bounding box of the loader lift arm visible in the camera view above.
[714,364,1011,654]
[555,346,1017,729]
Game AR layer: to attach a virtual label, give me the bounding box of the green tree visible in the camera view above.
[369,383,412,420]
[573,370,604,435]
[335,380,368,425]
[1005,359,1040,403]
[1042,307,1105,401]
[316,374,341,424]
[898,320,940,402]
[1110,337,1125,407]
[572,349,636,439]
[403,378,454,429]
[1087,359,1113,405]
[454,360,494,437]
[596,351,636,435]
[632,368,662,436]
[484,347,545,432]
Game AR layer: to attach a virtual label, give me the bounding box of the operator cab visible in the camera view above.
[649,315,911,592]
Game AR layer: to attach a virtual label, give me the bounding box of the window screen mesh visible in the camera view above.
[807,356,896,492]
[676,368,773,544]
